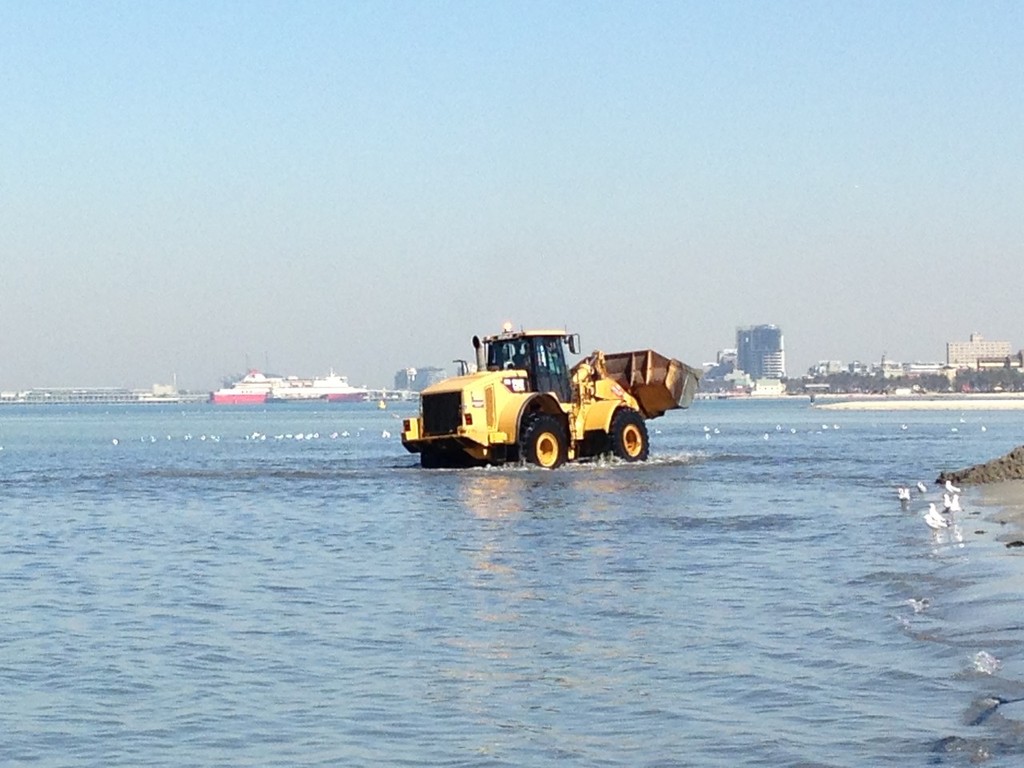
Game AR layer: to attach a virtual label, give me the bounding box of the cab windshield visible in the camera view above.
[484,335,572,402]
[486,338,532,371]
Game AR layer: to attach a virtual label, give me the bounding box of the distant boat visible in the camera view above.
[209,370,276,405]
[267,370,368,403]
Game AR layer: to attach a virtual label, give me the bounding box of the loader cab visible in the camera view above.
[483,332,575,403]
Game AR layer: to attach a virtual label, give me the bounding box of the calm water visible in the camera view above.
[2,399,1023,767]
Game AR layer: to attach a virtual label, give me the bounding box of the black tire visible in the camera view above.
[519,413,568,469]
[420,447,482,469]
[609,409,649,462]
[419,449,448,469]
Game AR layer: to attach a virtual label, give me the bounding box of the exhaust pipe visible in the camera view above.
[472,336,485,373]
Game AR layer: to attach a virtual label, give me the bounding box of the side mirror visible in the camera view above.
[566,334,580,355]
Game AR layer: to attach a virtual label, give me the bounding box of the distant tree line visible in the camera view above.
[954,368,1024,393]
[699,365,1024,396]
[787,368,1024,395]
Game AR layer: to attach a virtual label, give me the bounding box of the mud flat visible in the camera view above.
[973,480,1024,546]
[815,395,1024,411]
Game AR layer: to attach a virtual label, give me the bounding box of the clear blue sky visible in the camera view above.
[2,1,1022,389]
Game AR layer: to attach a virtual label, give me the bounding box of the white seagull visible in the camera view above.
[924,503,950,530]
[916,481,928,494]
[945,479,962,494]
[949,494,962,513]
[897,487,912,502]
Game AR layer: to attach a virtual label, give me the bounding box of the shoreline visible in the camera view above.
[815,395,1024,411]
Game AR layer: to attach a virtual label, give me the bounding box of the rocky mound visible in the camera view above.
[938,445,1024,485]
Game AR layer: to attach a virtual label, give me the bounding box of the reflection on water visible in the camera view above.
[457,469,529,520]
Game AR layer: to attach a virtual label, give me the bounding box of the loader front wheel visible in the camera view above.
[519,413,568,470]
[609,409,649,462]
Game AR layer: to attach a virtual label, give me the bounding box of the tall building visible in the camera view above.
[736,324,785,379]
[946,333,1012,369]
[393,366,448,392]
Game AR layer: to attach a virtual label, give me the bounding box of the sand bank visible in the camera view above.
[815,396,1024,411]
[975,480,1024,544]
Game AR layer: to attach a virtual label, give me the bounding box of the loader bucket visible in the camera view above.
[601,350,702,419]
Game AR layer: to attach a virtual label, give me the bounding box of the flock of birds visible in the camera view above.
[110,428,393,446]
[702,423,841,441]
[897,479,965,532]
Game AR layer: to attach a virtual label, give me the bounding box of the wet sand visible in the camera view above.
[975,480,1024,545]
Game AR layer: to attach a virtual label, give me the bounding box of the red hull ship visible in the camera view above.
[209,371,275,405]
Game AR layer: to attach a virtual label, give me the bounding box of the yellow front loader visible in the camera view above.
[401,326,701,469]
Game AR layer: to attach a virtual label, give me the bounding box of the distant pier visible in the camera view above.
[0,387,209,405]
[0,386,418,406]
[363,388,419,402]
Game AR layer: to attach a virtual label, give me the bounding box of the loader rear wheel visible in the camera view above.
[419,448,476,469]
[609,409,649,462]
[519,413,568,470]
[417,448,481,473]
[420,449,448,469]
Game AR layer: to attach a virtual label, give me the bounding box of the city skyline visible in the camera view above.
[1,323,1014,392]
[2,4,1022,390]
[720,328,1020,378]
